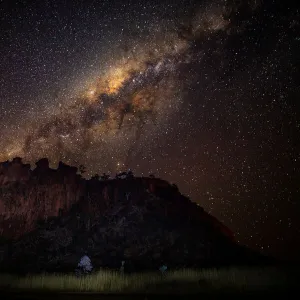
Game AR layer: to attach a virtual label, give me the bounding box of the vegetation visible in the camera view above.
[0,267,296,294]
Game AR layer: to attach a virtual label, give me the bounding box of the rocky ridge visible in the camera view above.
[0,158,268,274]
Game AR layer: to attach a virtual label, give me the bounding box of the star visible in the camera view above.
[0,0,299,260]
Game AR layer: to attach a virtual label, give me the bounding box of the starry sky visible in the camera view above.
[0,0,299,260]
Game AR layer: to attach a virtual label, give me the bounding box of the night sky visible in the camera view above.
[0,0,299,260]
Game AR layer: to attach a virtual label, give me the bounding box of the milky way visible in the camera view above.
[0,0,299,259]
[0,0,233,171]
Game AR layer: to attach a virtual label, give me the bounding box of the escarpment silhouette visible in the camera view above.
[0,158,271,274]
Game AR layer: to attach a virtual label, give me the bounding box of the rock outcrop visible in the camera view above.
[0,158,84,238]
[0,158,269,274]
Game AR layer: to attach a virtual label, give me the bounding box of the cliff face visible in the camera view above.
[0,158,84,238]
[0,157,253,274]
[0,157,233,241]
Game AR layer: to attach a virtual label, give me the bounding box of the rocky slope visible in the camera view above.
[0,157,269,274]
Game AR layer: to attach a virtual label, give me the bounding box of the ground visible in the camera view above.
[0,266,298,298]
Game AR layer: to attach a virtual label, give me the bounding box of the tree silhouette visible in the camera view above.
[91,174,99,180]
[79,165,86,175]
[101,173,110,180]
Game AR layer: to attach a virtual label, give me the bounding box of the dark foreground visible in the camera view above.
[2,288,298,300]
[1,265,298,299]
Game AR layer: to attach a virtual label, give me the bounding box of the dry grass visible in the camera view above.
[0,267,296,294]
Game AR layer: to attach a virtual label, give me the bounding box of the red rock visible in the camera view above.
[0,158,234,245]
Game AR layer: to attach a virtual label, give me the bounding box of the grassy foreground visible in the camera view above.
[0,267,297,294]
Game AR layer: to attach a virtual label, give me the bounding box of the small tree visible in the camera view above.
[101,173,110,180]
[91,173,100,180]
[127,169,134,178]
[79,164,86,175]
